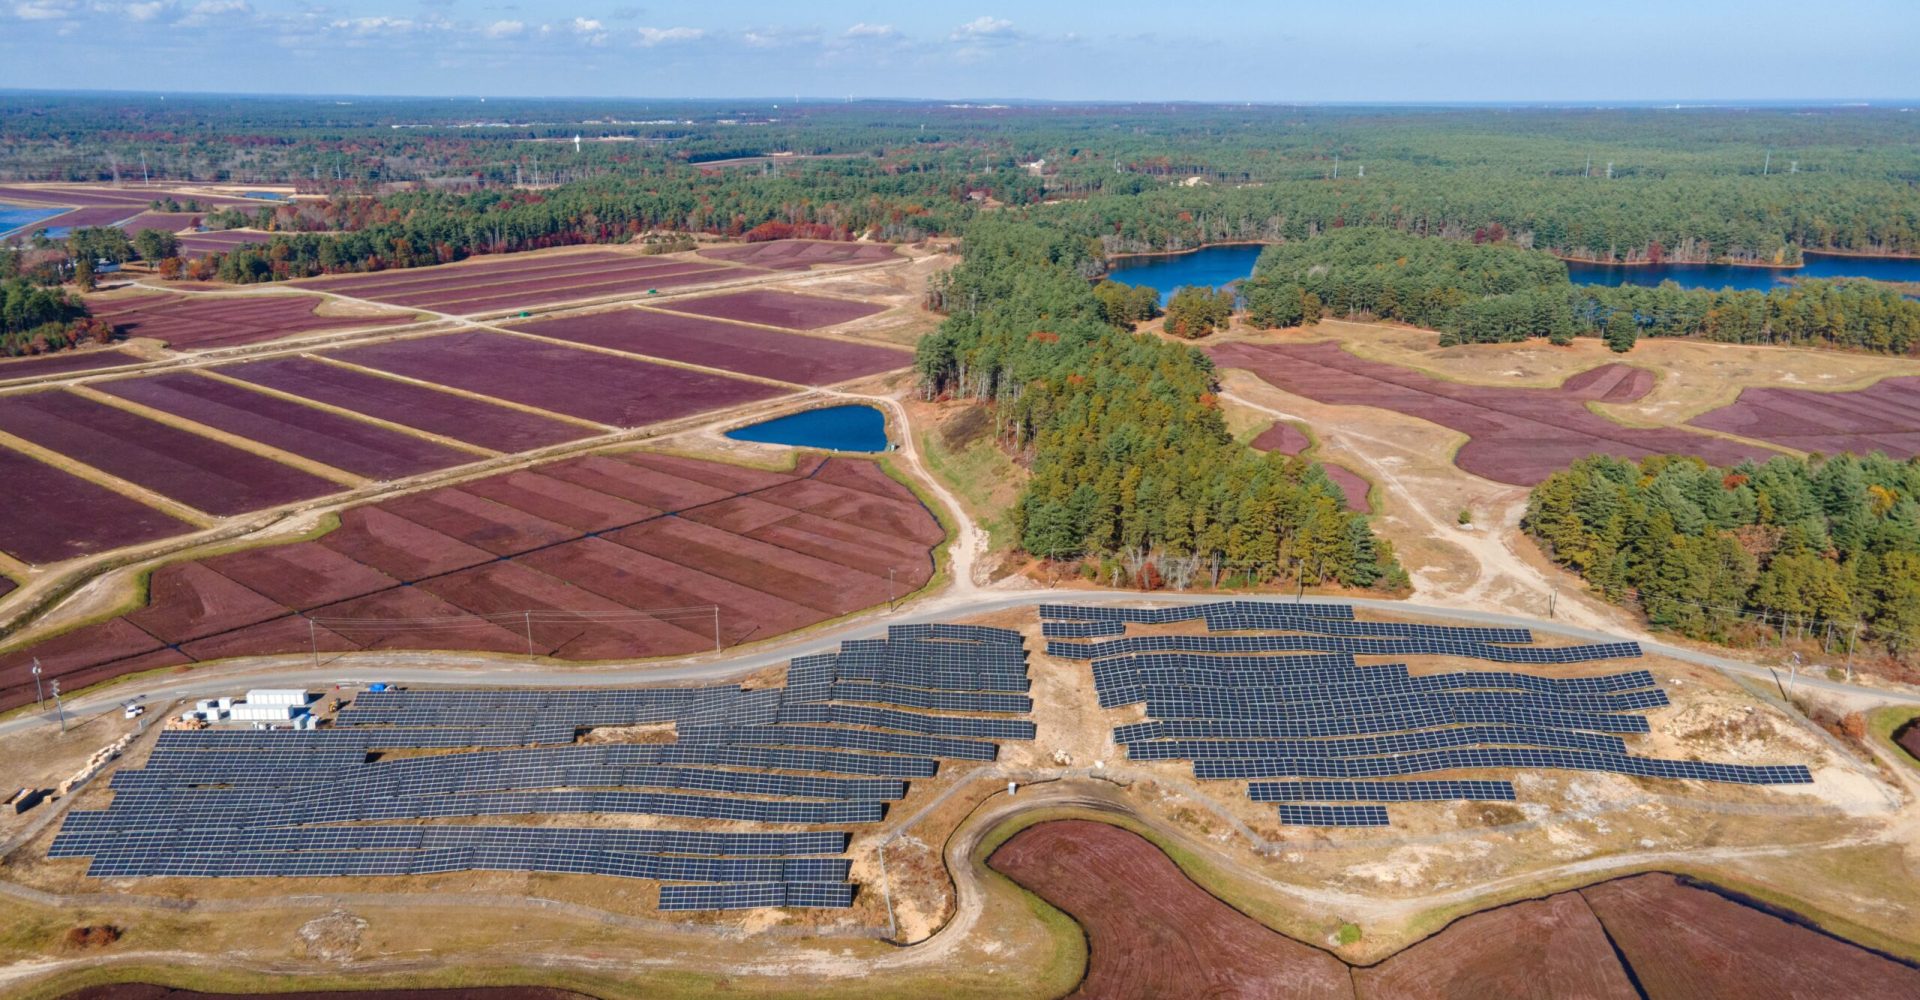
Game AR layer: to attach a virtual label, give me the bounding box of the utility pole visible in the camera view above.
[1548,588,1558,620]
[1332,154,1339,179]
[1763,150,1771,175]
[712,606,721,652]
[31,659,43,712]
[309,618,320,669]
[1845,622,1860,681]
[524,611,535,658]
[52,680,64,733]
[888,568,897,612]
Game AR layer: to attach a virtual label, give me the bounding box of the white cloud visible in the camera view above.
[635,25,702,46]
[177,0,248,26]
[11,0,75,19]
[328,16,417,35]
[951,15,1016,41]
[843,22,896,39]
[122,0,165,20]
[572,16,606,45]
[481,19,523,39]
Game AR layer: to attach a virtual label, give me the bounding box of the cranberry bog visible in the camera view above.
[0,452,941,712]
[85,292,414,351]
[1249,422,1372,513]
[324,331,787,427]
[0,391,337,515]
[1689,375,1920,459]
[292,250,752,315]
[697,239,901,270]
[989,820,1353,999]
[95,372,476,480]
[654,288,887,330]
[0,445,193,564]
[1212,340,1776,485]
[990,821,1920,999]
[217,356,592,453]
[0,349,145,383]
[508,306,911,385]
[59,987,596,1000]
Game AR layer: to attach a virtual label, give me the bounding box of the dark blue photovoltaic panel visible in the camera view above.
[1058,602,1809,829]
[1251,780,1515,802]
[1276,804,1390,826]
[52,620,1036,908]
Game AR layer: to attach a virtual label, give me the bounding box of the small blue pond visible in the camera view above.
[725,404,888,452]
[241,191,290,201]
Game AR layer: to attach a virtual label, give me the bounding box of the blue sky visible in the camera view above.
[1,1,1914,101]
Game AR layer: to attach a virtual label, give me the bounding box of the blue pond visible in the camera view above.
[241,191,290,201]
[1566,252,1920,292]
[725,404,889,452]
[1105,244,1266,305]
[0,202,67,236]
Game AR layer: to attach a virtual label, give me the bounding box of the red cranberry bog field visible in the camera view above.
[506,306,911,385]
[1211,340,1777,485]
[0,451,943,712]
[323,331,788,427]
[290,249,754,316]
[1689,375,1920,459]
[216,356,592,453]
[697,239,901,270]
[0,445,195,564]
[1248,422,1372,513]
[0,390,337,515]
[990,821,1920,1000]
[94,373,477,480]
[654,288,887,330]
[0,349,146,384]
[85,292,416,350]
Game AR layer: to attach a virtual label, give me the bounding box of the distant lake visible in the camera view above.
[1105,242,1920,300]
[1106,244,1266,304]
[725,404,888,452]
[1566,252,1920,292]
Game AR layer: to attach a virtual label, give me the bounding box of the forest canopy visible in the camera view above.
[914,220,1405,592]
[1524,453,1920,659]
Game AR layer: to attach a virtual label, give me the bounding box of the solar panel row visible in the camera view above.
[1193,748,1812,783]
[51,825,845,858]
[1276,804,1391,827]
[658,881,857,911]
[88,849,852,882]
[1250,780,1516,803]
[1038,601,1357,624]
[1124,725,1627,761]
[1052,634,1645,664]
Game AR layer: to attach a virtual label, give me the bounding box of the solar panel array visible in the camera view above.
[50,621,1034,909]
[1042,602,1811,827]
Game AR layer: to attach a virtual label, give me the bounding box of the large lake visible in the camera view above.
[1105,243,1920,298]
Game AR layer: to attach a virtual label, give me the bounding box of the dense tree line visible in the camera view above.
[1524,453,1920,659]
[1242,227,1920,355]
[0,278,103,357]
[914,220,1405,591]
